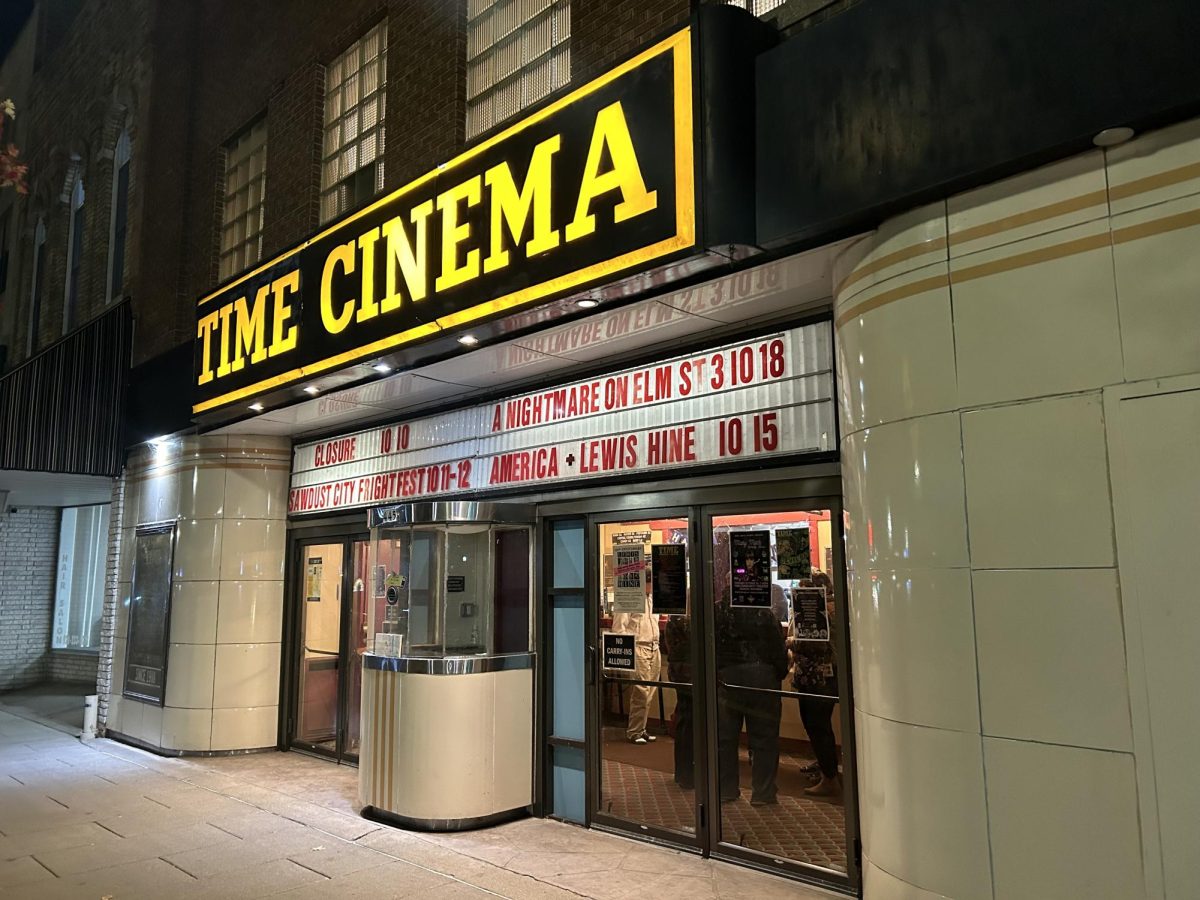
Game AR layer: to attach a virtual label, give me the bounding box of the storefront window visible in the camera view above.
[51,504,110,651]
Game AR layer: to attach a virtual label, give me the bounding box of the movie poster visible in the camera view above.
[730,530,772,607]
[791,586,830,640]
[651,543,686,614]
[775,527,812,580]
[613,545,646,613]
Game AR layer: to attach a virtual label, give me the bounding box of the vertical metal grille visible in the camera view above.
[0,299,131,476]
[466,0,570,141]
[321,21,388,224]
[219,118,268,281]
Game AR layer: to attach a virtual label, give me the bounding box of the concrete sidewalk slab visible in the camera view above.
[0,702,839,899]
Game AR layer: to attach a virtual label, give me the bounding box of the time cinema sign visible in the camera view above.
[287,326,835,514]
[193,29,695,414]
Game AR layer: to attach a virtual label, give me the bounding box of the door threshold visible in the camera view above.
[288,745,359,767]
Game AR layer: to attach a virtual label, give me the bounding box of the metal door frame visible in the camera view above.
[547,475,859,893]
[698,494,859,892]
[281,525,369,765]
[586,504,708,854]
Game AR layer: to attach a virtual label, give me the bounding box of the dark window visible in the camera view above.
[28,219,46,353]
[65,198,84,331]
[109,160,129,301]
[0,209,10,295]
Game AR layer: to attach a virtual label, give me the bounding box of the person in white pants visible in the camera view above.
[614,593,660,744]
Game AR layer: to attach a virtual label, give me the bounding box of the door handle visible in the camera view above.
[587,646,596,685]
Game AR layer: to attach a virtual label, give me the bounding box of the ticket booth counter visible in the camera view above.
[358,502,534,831]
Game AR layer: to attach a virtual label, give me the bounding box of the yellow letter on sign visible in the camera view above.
[435,176,483,293]
[484,134,561,274]
[565,102,658,244]
[321,241,356,335]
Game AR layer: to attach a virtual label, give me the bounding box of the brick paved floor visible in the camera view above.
[0,692,840,900]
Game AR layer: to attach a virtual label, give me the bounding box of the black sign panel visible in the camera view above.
[194,29,695,415]
[650,543,687,615]
[124,523,176,706]
[791,587,830,641]
[730,530,772,607]
[603,632,637,671]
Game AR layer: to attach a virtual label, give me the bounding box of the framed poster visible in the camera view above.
[612,545,645,613]
[730,530,772,607]
[791,587,830,641]
[650,543,687,614]
[776,527,812,580]
[603,632,636,671]
[304,556,323,602]
[123,523,176,706]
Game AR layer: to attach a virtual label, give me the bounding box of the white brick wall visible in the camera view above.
[96,477,125,729]
[0,507,60,691]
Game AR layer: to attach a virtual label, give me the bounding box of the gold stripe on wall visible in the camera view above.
[835,273,951,329]
[836,235,948,297]
[947,189,1108,248]
[375,670,385,808]
[1111,206,1200,243]
[385,673,396,810]
[1108,160,1200,201]
[950,230,1112,284]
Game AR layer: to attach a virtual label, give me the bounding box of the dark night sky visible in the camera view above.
[0,0,36,66]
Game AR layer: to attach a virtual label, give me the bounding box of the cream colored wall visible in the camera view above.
[836,118,1200,900]
[105,434,290,753]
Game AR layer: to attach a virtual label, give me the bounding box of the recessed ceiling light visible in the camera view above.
[1093,126,1135,147]
[576,298,599,309]
[248,402,264,412]
[373,362,392,374]
[304,386,320,395]
[457,334,479,346]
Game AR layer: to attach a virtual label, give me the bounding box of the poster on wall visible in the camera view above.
[305,557,323,602]
[612,545,646,613]
[603,632,636,671]
[776,527,812,580]
[730,531,772,607]
[791,587,830,641]
[124,523,176,706]
[651,544,687,615]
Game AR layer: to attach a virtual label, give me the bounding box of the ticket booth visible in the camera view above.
[357,502,535,830]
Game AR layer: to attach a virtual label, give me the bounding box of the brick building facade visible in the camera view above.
[0,507,58,690]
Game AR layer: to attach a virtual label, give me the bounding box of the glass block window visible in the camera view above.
[726,0,788,15]
[219,118,268,281]
[466,0,570,141]
[321,22,388,224]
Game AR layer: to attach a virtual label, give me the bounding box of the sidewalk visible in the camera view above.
[0,700,833,899]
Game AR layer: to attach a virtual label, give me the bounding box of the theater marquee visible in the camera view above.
[287,325,835,514]
[193,28,695,414]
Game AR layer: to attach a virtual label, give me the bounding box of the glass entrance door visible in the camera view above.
[592,512,702,845]
[584,500,856,889]
[292,537,369,763]
[707,505,853,881]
